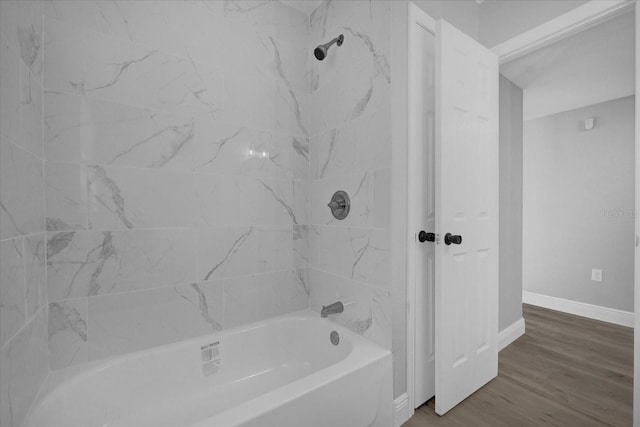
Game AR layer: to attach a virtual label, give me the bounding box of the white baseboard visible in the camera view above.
[394,393,412,427]
[523,291,634,328]
[498,317,526,351]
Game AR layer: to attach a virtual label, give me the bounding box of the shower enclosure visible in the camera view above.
[0,1,392,425]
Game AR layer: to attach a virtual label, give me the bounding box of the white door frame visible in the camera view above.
[405,0,636,423]
[406,2,436,416]
[492,0,635,65]
[634,4,639,427]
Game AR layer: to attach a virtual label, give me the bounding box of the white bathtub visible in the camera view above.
[23,309,393,427]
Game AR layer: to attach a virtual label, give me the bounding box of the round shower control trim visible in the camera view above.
[327,190,350,220]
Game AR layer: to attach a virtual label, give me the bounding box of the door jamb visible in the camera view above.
[634,5,639,426]
[492,0,634,64]
[406,2,436,416]
[405,0,635,422]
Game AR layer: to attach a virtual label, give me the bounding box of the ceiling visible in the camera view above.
[280,0,323,15]
[500,11,635,121]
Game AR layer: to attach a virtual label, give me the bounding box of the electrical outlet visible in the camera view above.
[591,269,603,282]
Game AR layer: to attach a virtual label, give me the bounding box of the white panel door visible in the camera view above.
[413,22,436,407]
[434,19,499,415]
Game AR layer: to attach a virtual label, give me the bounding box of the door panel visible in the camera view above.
[434,19,499,415]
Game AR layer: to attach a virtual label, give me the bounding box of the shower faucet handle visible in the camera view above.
[327,191,350,220]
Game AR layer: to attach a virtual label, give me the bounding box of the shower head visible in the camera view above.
[314,34,344,61]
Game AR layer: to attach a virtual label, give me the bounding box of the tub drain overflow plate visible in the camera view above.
[330,331,340,346]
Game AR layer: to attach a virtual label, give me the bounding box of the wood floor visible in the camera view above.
[403,304,633,427]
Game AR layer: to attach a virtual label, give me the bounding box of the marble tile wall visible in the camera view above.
[43,0,310,371]
[2,3,394,422]
[307,1,392,350]
[0,2,50,426]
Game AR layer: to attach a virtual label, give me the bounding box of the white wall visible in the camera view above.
[499,76,524,331]
[479,0,589,48]
[523,96,635,312]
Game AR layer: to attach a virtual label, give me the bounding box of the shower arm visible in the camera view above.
[324,35,344,49]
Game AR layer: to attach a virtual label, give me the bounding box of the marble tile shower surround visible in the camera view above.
[2,4,393,424]
[0,1,50,427]
[42,0,313,372]
[306,0,392,353]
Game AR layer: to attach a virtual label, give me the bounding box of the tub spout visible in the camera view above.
[321,301,344,318]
